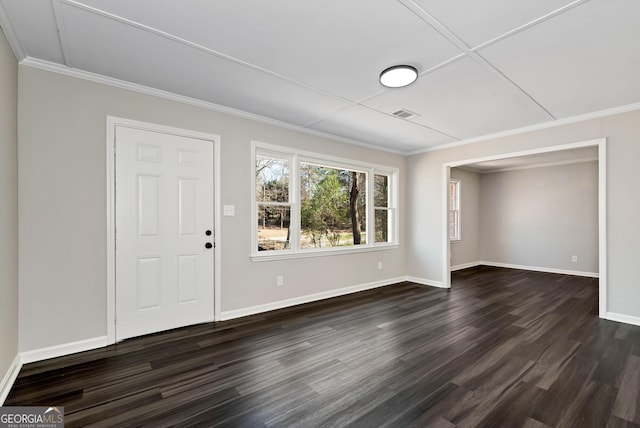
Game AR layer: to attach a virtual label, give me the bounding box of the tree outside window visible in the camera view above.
[300,163,366,248]
[253,144,397,256]
[256,155,290,251]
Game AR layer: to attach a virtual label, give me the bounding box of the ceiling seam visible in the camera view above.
[304,54,467,131]
[359,104,459,140]
[302,105,356,128]
[396,0,471,52]
[355,53,467,106]
[50,0,73,67]
[406,100,640,155]
[471,0,592,52]
[62,0,360,107]
[397,0,556,121]
[301,101,460,143]
[470,51,556,120]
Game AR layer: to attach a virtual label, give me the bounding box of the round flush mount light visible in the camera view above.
[379,65,418,88]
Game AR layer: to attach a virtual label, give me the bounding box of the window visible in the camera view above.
[299,162,367,248]
[449,179,460,241]
[374,174,392,243]
[253,143,398,258]
[256,154,291,251]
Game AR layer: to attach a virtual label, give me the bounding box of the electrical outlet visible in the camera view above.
[276,276,284,286]
[377,261,383,270]
[572,256,578,263]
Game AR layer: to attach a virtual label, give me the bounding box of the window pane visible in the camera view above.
[257,205,291,251]
[374,174,388,207]
[449,210,459,240]
[449,180,460,240]
[375,209,389,243]
[300,163,366,248]
[449,181,459,210]
[256,156,289,203]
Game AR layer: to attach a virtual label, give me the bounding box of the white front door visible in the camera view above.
[115,126,214,341]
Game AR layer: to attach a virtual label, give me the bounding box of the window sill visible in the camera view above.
[251,243,400,262]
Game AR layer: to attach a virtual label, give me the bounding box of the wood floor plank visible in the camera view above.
[6,266,640,427]
[608,415,640,428]
[520,339,581,390]
[446,356,536,428]
[346,381,467,428]
[612,354,640,424]
[523,417,554,428]
[556,380,617,428]
[529,355,600,426]
[474,381,547,428]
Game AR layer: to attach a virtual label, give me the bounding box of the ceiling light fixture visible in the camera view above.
[379,65,418,88]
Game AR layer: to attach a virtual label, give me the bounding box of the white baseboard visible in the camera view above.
[220,277,407,321]
[605,312,640,327]
[478,261,599,278]
[0,354,22,405]
[451,261,482,271]
[405,276,447,288]
[20,336,108,365]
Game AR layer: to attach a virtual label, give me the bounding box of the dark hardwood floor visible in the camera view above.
[6,266,640,427]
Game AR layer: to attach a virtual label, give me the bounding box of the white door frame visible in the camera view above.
[106,116,222,344]
[441,138,607,318]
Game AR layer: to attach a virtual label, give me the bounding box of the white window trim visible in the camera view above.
[449,178,461,242]
[255,149,296,254]
[251,141,399,261]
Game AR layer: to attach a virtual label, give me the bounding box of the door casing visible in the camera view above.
[106,116,222,344]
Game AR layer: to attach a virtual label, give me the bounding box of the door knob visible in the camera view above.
[205,242,213,249]
[205,230,212,236]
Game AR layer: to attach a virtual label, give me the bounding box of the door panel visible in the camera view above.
[115,126,214,341]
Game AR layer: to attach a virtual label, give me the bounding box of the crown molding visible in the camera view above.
[18,57,640,158]
[408,101,640,156]
[19,57,407,156]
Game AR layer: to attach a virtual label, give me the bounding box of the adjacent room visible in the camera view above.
[449,147,600,278]
[1,1,640,426]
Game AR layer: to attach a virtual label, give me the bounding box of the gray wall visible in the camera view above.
[450,167,480,268]
[479,161,598,273]
[0,28,19,386]
[407,110,640,318]
[17,66,406,353]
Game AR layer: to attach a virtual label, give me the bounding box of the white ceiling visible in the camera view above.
[0,0,638,154]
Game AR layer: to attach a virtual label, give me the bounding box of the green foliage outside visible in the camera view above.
[300,164,366,248]
[256,155,390,251]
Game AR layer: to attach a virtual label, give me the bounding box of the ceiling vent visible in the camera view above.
[392,108,419,119]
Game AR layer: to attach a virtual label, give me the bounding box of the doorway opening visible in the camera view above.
[441,138,607,318]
